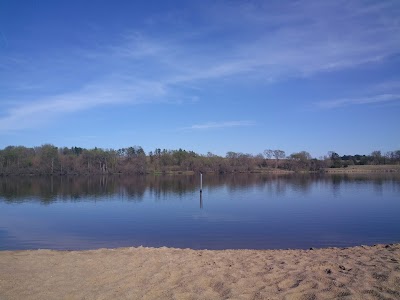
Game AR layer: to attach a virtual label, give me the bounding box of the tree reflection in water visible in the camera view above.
[0,173,399,205]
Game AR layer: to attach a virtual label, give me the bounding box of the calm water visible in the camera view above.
[0,174,399,250]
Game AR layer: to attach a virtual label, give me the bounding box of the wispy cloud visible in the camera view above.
[183,121,256,130]
[316,94,400,109]
[370,80,400,93]
[315,78,400,109]
[106,0,400,84]
[182,0,400,78]
[0,78,169,132]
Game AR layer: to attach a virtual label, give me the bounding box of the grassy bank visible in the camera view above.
[324,164,400,174]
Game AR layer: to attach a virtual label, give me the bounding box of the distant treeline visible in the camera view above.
[0,145,399,175]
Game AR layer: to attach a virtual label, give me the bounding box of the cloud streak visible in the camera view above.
[183,121,256,130]
[0,78,169,132]
[316,94,400,109]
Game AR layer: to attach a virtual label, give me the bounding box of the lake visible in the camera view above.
[0,174,399,250]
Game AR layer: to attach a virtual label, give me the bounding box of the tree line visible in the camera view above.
[0,145,399,175]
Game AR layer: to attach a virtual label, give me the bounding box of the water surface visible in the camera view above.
[0,174,399,250]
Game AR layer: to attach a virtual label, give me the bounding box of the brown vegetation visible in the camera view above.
[324,165,400,173]
[0,145,399,175]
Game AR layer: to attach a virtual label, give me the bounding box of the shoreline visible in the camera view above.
[0,169,295,176]
[323,165,400,174]
[1,164,400,177]
[1,244,399,299]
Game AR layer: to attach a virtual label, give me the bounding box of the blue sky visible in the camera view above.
[0,0,399,158]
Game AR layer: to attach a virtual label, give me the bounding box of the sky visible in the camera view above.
[0,0,399,158]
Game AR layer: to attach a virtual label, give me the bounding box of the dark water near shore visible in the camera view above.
[0,174,399,250]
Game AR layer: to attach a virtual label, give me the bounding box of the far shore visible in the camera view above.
[1,243,399,299]
[1,164,400,177]
[323,164,400,174]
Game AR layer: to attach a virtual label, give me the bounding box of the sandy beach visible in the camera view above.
[0,244,399,299]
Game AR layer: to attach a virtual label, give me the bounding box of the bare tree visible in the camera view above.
[371,150,382,165]
[263,149,274,168]
[273,150,286,169]
[263,149,273,159]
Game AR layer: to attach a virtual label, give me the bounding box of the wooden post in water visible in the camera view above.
[200,173,203,193]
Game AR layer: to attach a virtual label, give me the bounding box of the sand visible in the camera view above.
[0,244,399,300]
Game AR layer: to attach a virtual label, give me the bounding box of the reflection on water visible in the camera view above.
[2,173,398,204]
[0,173,399,250]
[0,175,199,204]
